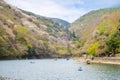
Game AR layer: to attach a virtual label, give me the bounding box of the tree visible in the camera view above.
[72,31,76,38]
[105,31,120,56]
[87,42,98,56]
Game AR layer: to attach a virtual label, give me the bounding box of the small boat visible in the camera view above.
[54,58,57,61]
[66,58,69,60]
[86,60,90,64]
[30,61,35,64]
[78,67,83,71]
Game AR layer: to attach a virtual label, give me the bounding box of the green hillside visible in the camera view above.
[70,8,120,56]
[1,0,120,59]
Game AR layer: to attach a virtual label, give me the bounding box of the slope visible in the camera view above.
[70,8,120,56]
[0,0,72,59]
[50,18,70,27]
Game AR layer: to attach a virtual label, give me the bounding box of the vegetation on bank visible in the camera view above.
[70,8,120,57]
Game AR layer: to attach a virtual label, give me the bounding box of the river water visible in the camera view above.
[0,59,120,80]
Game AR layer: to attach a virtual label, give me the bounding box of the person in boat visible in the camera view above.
[78,67,83,71]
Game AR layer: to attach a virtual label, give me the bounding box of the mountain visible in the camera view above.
[70,8,120,56]
[21,10,70,27]
[1,0,120,59]
[50,18,70,27]
[21,10,71,38]
[0,0,72,59]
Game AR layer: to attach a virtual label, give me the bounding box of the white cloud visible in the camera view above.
[4,0,120,22]
[4,0,87,22]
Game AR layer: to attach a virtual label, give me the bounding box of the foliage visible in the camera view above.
[0,27,17,58]
[58,48,68,55]
[0,14,7,25]
[0,1,73,59]
[13,25,28,45]
[105,30,120,56]
[75,41,81,48]
[87,42,99,56]
[70,7,120,56]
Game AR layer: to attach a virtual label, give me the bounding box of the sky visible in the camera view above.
[4,0,120,22]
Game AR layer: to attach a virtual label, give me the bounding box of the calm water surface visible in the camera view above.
[0,59,120,80]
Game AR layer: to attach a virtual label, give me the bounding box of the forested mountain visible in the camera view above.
[50,18,70,27]
[0,0,72,59]
[70,8,120,56]
[0,0,120,59]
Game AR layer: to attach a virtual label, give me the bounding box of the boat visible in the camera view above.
[30,61,35,64]
[66,58,69,60]
[78,67,83,71]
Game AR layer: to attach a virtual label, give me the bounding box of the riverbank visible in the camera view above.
[0,76,12,80]
[0,77,5,80]
[78,57,120,65]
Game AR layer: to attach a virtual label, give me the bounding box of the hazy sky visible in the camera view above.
[5,0,120,22]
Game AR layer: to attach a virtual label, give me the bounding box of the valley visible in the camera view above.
[0,0,120,59]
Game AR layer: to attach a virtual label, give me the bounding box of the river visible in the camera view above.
[0,59,120,80]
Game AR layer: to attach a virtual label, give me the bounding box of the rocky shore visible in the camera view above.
[78,57,120,65]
